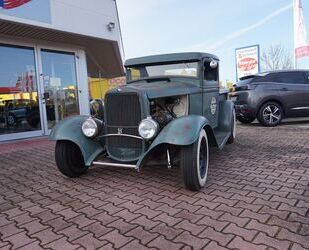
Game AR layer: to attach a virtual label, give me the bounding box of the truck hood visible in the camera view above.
[112,78,201,99]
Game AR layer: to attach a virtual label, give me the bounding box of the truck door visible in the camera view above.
[203,59,220,128]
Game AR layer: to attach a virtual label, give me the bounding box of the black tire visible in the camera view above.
[55,141,88,177]
[257,102,283,127]
[181,129,209,191]
[237,116,255,124]
[227,109,236,144]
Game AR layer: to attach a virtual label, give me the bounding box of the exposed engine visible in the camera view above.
[150,95,188,128]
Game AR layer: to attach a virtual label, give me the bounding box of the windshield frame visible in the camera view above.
[125,60,201,83]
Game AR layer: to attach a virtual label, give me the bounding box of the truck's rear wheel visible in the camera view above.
[181,129,209,191]
[55,141,88,177]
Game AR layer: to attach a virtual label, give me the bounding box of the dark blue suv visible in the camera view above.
[230,70,309,126]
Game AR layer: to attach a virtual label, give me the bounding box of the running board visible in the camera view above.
[92,161,138,170]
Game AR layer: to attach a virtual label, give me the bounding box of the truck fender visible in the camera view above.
[217,100,234,133]
[49,116,104,166]
[137,115,214,168]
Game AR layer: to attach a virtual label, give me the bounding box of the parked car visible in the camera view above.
[49,52,236,191]
[230,70,309,126]
[0,100,28,126]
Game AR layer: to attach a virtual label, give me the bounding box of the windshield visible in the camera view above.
[126,61,199,81]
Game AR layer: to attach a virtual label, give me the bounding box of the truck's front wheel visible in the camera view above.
[181,129,209,191]
[55,141,88,177]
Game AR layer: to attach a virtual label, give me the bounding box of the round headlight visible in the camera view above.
[138,117,159,140]
[82,118,98,138]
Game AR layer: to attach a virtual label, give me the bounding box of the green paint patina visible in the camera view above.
[50,52,234,169]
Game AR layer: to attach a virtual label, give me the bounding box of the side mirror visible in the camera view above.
[209,61,218,69]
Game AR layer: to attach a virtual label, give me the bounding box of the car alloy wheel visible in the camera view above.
[262,104,282,125]
[7,115,16,126]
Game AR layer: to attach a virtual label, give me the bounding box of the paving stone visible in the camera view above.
[199,227,234,246]
[148,235,183,249]
[20,219,50,235]
[0,125,308,250]
[83,221,113,238]
[100,229,133,248]
[17,241,44,250]
[125,226,158,244]
[120,239,155,250]
[246,219,279,237]
[0,223,24,238]
[228,236,267,250]
[107,218,137,234]
[153,212,182,227]
[218,212,250,227]
[277,228,309,249]
[58,225,88,241]
[73,233,108,250]
[174,220,205,236]
[253,232,291,250]
[223,223,258,241]
[174,231,209,249]
[130,215,160,230]
[197,216,229,231]
[45,237,80,250]
[150,223,183,240]
[2,231,36,249]
[32,228,62,245]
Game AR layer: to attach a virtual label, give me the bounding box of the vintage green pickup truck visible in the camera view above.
[50,52,236,191]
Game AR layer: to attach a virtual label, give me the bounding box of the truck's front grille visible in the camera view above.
[105,92,143,161]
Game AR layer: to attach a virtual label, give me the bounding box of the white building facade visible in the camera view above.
[0,0,124,141]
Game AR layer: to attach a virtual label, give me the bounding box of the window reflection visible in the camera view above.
[0,44,41,135]
[41,50,79,129]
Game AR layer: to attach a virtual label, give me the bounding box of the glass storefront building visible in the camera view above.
[0,0,124,141]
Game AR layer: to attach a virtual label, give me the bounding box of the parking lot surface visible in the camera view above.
[0,124,308,250]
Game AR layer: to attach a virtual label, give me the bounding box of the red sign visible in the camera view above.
[237,57,258,72]
[108,77,126,86]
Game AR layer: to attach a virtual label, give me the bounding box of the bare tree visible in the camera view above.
[261,45,293,71]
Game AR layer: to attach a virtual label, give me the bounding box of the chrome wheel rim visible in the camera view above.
[263,105,281,125]
[7,115,15,125]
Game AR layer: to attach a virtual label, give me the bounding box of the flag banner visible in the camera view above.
[0,0,51,23]
[294,0,309,59]
[295,45,309,58]
[0,0,31,9]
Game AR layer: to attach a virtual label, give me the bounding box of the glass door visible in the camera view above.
[39,49,80,132]
[0,43,44,141]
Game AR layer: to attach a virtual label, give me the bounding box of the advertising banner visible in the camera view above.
[293,0,309,60]
[235,45,260,81]
[0,0,51,24]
